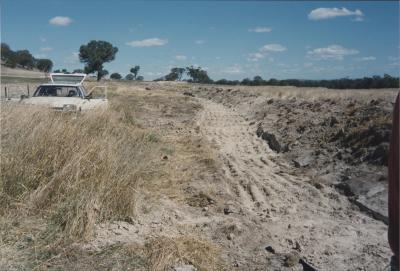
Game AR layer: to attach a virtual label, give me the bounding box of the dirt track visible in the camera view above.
[196,96,390,270]
[1,82,395,270]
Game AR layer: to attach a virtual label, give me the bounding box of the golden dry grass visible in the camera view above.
[1,103,163,240]
[144,236,225,271]
[0,82,224,270]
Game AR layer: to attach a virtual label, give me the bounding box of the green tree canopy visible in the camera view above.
[171,67,185,81]
[125,73,134,80]
[1,43,13,61]
[15,50,35,69]
[110,72,122,80]
[130,65,140,79]
[186,66,212,83]
[36,59,53,73]
[79,40,118,81]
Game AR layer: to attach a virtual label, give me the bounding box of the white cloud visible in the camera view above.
[248,27,272,33]
[64,52,80,64]
[49,16,73,26]
[352,16,364,22]
[357,56,376,61]
[126,38,168,47]
[34,54,47,59]
[194,40,205,45]
[247,43,286,62]
[215,56,221,60]
[40,37,47,42]
[222,64,243,74]
[40,47,53,52]
[247,52,265,62]
[307,45,359,60]
[308,7,363,21]
[175,55,187,60]
[260,43,287,52]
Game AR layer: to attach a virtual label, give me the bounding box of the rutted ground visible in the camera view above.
[1,81,396,270]
[195,96,390,270]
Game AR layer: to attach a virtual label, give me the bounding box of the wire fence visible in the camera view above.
[1,83,41,99]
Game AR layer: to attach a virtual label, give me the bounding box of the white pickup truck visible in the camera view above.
[22,73,107,111]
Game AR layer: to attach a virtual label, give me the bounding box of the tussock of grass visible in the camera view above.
[1,104,163,240]
[144,236,225,271]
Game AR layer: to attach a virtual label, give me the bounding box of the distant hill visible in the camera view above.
[1,64,47,79]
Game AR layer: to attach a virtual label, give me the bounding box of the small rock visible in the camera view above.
[162,155,168,160]
[265,246,276,254]
[145,87,151,90]
[223,207,234,215]
[293,152,314,168]
[124,216,135,224]
[294,241,302,251]
[256,127,281,153]
[24,235,34,243]
[183,91,195,97]
[312,182,324,190]
[173,264,197,271]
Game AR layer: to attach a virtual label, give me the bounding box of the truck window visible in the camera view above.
[35,86,81,97]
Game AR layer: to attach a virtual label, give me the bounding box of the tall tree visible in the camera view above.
[15,50,35,69]
[186,66,212,83]
[130,65,140,79]
[1,43,13,61]
[79,40,118,81]
[36,59,53,73]
[171,67,185,81]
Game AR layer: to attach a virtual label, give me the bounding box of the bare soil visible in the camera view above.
[1,81,397,270]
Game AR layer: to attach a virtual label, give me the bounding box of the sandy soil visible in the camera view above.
[1,81,395,270]
[195,96,390,270]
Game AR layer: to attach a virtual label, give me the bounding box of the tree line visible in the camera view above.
[158,67,399,89]
[214,74,400,89]
[155,66,212,83]
[2,40,399,88]
[1,43,53,72]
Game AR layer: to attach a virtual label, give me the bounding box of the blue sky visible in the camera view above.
[2,1,399,80]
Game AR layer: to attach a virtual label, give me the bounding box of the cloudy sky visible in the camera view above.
[2,1,399,80]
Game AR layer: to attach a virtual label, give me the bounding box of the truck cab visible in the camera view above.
[23,73,107,111]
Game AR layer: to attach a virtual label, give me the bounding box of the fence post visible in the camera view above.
[27,84,30,97]
[4,85,7,99]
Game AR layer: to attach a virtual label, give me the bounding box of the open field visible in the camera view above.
[0,80,398,270]
[1,65,47,79]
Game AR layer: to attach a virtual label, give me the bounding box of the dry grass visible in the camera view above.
[144,236,225,271]
[0,82,225,270]
[0,102,164,241]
